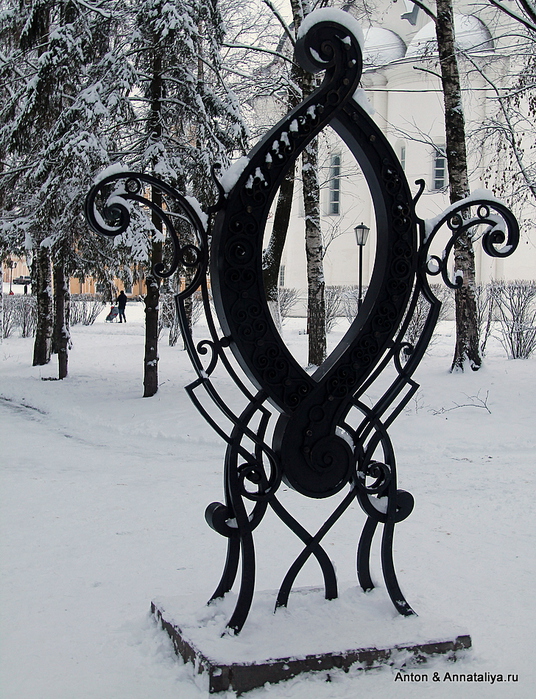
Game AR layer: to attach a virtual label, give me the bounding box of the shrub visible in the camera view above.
[16,295,36,337]
[1,295,17,338]
[324,286,345,333]
[491,280,536,359]
[70,294,104,325]
[278,287,300,323]
[401,284,453,350]
[1,295,37,338]
[342,285,367,323]
[159,289,204,346]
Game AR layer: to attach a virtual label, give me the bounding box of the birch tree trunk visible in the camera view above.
[289,0,326,366]
[435,0,481,371]
[303,136,326,366]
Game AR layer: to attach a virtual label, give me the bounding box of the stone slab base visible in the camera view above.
[151,586,471,694]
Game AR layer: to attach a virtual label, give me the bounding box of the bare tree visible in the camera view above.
[468,4,536,225]
[278,287,301,321]
[225,0,330,363]
[433,0,482,371]
[291,0,327,366]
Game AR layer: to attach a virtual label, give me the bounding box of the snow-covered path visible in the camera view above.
[1,312,534,698]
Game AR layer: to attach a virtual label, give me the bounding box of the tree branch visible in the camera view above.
[262,0,296,46]
[408,0,437,23]
[413,65,443,80]
[518,0,536,26]
[223,42,294,63]
[487,0,536,33]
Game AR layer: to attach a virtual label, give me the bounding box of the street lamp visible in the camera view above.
[7,258,16,294]
[354,222,370,309]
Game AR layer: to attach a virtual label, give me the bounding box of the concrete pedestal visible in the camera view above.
[151,586,471,694]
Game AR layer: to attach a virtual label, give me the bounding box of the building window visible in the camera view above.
[400,145,406,171]
[433,148,447,190]
[329,153,341,215]
[278,264,285,287]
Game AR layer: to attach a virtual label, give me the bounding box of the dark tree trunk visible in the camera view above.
[435,0,481,371]
[32,245,53,366]
[181,264,195,350]
[0,264,3,340]
[262,168,295,326]
[143,188,162,397]
[52,263,70,379]
[143,269,160,397]
[143,47,163,397]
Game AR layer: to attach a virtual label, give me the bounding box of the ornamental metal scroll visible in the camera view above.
[85,10,519,636]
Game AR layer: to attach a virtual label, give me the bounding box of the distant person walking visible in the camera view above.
[117,290,127,323]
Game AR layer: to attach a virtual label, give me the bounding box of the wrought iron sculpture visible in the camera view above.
[85,11,519,636]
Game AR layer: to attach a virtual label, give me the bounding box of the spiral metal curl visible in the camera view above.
[84,171,207,289]
[421,195,519,291]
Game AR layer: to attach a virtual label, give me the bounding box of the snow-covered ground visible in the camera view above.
[1,304,534,698]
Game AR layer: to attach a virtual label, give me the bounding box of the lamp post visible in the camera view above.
[354,223,370,309]
[7,258,16,294]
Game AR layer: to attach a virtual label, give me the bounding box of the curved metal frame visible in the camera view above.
[85,12,519,636]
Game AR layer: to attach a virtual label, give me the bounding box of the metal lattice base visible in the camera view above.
[151,588,471,694]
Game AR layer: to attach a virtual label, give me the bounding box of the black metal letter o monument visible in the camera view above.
[86,10,519,637]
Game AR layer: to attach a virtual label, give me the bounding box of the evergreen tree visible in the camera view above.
[0,0,136,375]
[124,0,247,396]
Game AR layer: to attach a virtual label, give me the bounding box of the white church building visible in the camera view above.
[270,1,535,301]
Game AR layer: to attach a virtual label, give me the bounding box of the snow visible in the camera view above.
[219,156,250,194]
[154,584,467,664]
[184,195,208,230]
[352,88,375,116]
[297,9,365,52]
[93,161,128,185]
[363,27,406,67]
[423,189,507,242]
[406,15,494,58]
[1,308,535,698]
